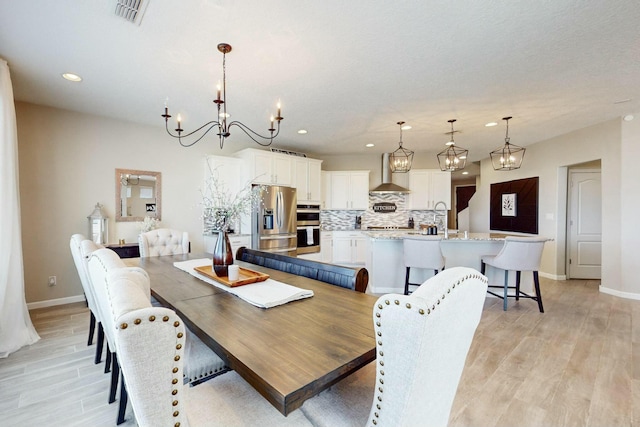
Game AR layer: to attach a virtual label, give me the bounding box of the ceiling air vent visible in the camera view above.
[115,0,149,25]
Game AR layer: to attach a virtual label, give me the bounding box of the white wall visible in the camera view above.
[468,117,640,297]
[619,115,640,295]
[16,102,244,304]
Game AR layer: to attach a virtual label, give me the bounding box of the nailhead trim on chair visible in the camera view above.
[119,311,185,426]
[370,273,488,426]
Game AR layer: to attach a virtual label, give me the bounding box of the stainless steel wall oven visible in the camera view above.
[296,204,321,254]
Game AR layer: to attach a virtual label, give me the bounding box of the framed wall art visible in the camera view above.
[501,193,516,216]
[490,177,538,234]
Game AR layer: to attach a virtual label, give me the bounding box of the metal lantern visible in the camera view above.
[389,121,414,173]
[490,116,525,171]
[87,202,109,244]
[437,119,468,172]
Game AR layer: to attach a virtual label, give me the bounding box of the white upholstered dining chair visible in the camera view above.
[87,247,138,408]
[480,236,547,312]
[138,228,189,257]
[109,268,314,427]
[88,248,229,424]
[300,266,488,427]
[69,234,103,356]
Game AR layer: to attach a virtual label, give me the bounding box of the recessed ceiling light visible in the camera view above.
[297,129,308,134]
[401,125,412,130]
[462,171,469,175]
[623,114,634,121]
[365,143,375,148]
[614,98,632,104]
[62,73,82,82]
[485,122,498,127]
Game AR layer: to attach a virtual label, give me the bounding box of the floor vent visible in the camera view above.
[115,0,149,25]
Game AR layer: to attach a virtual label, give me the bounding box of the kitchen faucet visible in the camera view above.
[433,201,448,239]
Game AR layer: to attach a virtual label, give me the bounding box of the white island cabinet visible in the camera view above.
[364,232,536,295]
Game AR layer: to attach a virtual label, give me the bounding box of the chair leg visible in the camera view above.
[87,311,96,346]
[109,353,120,404]
[481,261,486,275]
[404,267,411,295]
[105,344,112,374]
[533,271,544,313]
[515,271,521,301]
[117,372,128,425]
[503,270,509,311]
[94,323,104,364]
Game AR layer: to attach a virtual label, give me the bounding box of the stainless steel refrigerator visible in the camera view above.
[252,185,297,256]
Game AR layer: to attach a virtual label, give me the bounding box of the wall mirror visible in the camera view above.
[115,168,162,222]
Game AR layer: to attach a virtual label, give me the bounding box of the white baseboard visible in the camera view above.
[27,295,86,310]
[599,286,640,301]
[539,271,566,281]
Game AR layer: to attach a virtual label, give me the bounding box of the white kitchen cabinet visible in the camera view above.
[292,157,322,202]
[327,171,370,210]
[320,231,333,263]
[234,148,292,186]
[321,171,331,210]
[332,231,367,265]
[297,252,322,261]
[205,155,244,197]
[203,234,251,258]
[204,155,252,233]
[407,169,451,210]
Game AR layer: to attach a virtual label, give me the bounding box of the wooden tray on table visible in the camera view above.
[194,265,270,288]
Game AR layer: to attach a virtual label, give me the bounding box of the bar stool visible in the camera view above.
[481,236,547,312]
[403,236,445,295]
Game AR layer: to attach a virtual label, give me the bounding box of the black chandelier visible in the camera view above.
[489,116,525,171]
[161,43,283,149]
[437,119,468,172]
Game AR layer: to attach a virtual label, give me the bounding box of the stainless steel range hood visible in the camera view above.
[369,153,410,194]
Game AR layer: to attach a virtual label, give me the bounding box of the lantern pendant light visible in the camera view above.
[389,121,414,173]
[489,116,525,171]
[437,119,468,172]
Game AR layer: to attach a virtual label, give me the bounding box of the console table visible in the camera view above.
[106,242,140,258]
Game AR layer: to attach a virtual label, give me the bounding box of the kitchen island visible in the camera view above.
[364,231,535,295]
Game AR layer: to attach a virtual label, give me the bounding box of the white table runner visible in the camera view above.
[173,259,314,309]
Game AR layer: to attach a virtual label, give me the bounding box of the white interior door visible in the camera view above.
[568,170,602,279]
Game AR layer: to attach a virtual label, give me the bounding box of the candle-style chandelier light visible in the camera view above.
[389,121,414,173]
[489,116,525,171]
[161,43,283,149]
[437,119,468,172]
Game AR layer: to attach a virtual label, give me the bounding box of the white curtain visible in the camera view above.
[0,59,40,358]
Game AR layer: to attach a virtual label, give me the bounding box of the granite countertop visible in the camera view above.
[320,227,360,231]
[203,232,252,237]
[362,231,512,241]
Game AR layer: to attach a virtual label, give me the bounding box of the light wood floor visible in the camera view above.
[1,277,638,426]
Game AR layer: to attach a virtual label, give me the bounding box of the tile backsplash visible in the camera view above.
[321,193,445,230]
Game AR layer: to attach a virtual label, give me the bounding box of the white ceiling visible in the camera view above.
[2,0,639,164]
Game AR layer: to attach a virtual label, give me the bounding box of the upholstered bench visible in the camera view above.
[235,247,369,293]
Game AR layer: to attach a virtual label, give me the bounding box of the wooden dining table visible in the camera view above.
[126,253,378,416]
